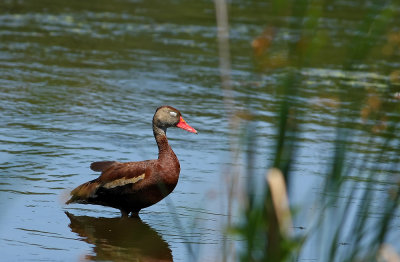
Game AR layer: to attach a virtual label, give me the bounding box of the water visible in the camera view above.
[1,0,400,261]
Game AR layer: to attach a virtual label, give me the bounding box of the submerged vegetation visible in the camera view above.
[215,0,400,261]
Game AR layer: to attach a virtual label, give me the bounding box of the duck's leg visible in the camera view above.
[130,209,140,218]
[120,209,130,218]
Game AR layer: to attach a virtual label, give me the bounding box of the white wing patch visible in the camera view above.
[103,173,145,189]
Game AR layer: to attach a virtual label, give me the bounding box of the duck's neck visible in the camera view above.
[153,125,173,159]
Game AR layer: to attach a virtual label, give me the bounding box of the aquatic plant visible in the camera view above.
[215,0,400,261]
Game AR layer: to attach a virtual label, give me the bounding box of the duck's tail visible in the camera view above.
[65,180,100,204]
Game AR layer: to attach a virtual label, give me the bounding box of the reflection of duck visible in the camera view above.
[66,106,197,217]
[65,212,173,262]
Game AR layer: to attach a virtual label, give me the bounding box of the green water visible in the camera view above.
[1,0,399,261]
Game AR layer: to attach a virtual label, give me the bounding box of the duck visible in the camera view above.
[66,106,197,217]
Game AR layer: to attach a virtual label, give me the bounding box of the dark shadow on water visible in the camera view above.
[65,212,173,262]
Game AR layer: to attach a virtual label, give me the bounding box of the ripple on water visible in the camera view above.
[1,0,400,261]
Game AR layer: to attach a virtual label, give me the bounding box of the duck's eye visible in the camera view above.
[169,112,177,117]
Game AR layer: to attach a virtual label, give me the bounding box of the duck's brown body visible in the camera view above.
[66,106,197,217]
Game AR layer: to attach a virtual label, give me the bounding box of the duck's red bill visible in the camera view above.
[177,116,197,134]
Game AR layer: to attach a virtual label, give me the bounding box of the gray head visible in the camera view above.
[153,106,197,134]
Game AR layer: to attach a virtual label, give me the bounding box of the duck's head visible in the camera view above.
[153,106,197,134]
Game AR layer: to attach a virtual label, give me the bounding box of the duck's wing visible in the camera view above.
[90,161,119,172]
[66,160,154,204]
[96,160,154,183]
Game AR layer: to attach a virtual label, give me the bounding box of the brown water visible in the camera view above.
[1,0,400,261]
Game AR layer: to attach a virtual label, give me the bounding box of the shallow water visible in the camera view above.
[1,0,400,261]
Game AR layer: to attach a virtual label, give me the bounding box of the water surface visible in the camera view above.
[1,0,400,261]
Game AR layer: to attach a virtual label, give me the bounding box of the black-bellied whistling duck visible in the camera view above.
[66,106,197,217]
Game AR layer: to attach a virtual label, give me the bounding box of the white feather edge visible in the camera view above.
[102,173,146,189]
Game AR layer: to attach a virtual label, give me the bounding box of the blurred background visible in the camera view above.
[1,0,400,261]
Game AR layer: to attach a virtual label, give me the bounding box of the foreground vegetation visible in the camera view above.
[214,0,400,261]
